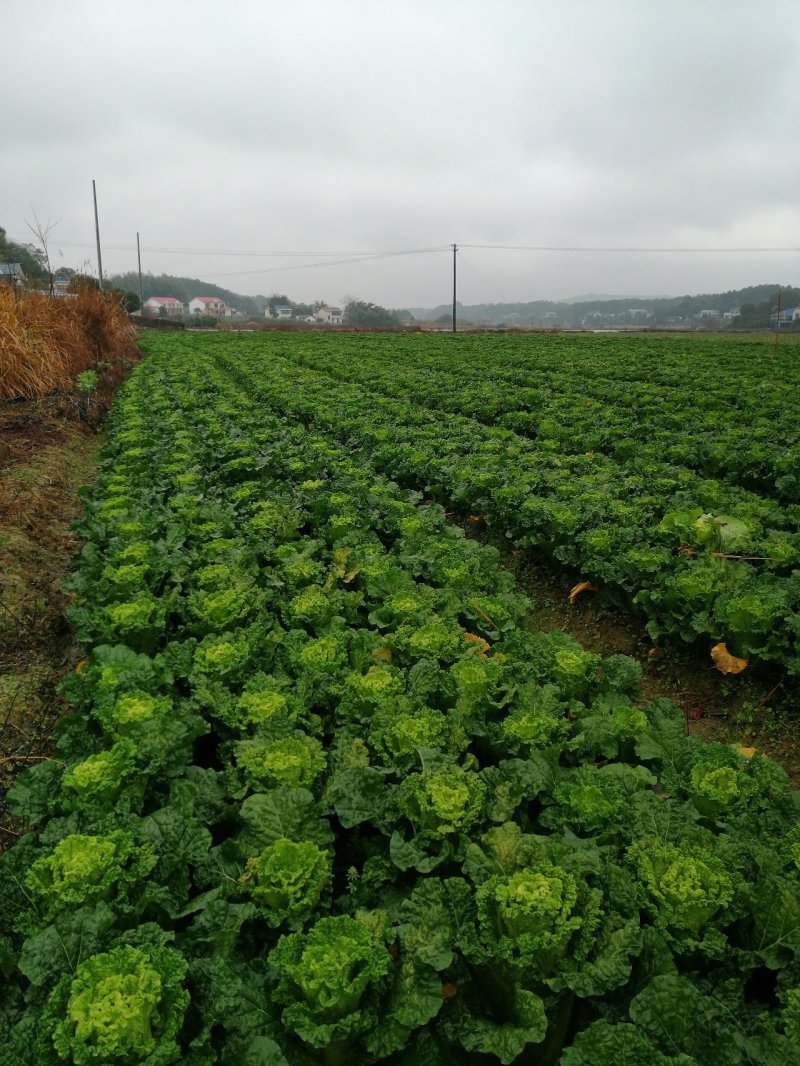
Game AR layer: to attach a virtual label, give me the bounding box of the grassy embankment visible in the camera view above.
[0,287,139,843]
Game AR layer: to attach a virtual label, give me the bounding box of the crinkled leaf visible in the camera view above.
[238,788,331,849]
[365,959,443,1058]
[453,987,547,1064]
[389,831,450,873]
[397,878,463,971]
[740,877,800,968]
[629,974,740,1064]
[185,897,257,958]
[218,1034,290,1065]
[329,766,392,828]
[17,903,115,986]
[6,761,64,823]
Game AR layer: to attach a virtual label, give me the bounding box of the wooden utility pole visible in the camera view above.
[92,180,104,290]
[774,288,782,352]
[452,243,457,333]
[136,232,144,312]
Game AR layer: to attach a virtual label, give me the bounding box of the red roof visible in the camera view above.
[194,296,224,304]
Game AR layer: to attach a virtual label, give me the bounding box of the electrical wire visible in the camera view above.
[460,243,800,253]
[200,246,449,279]
[455,249,508,302]
[55,240,448,259]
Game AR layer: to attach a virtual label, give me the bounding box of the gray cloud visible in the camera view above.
[4,0,799,306]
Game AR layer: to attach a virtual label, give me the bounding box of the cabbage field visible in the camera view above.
[1,330,799,1064]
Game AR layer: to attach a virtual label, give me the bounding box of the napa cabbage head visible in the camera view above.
[235,735,326,789]
[398,765,485,837]
[338,667,403,721]
[689,744,757,817]
[780,824,800,874]
[188,583,255,633]
[293,633,348,678]
[94,691,172,737]
[269,914,393,1047]
[45,943,189,1066]
[688,743,789,819]
[235,688,296,728]
[61,740,138,807]
[102,595,166,651]
[782,986,800,1047]
[239,838,331,926]
[101,563,150,597]
[283,585,337,631]
[25,831,156,917]
[244,501,300,541]
[500,683,567,751]
[402,620,463,663]
[474,864,587,974]
[369,705,451,767]
[632,840,735,935]
[193,633,252,682]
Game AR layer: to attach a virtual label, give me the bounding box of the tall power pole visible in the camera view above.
[774,288,782,352]
[452,243,457,333]
[136,232,144,313]
[92,180,104,290]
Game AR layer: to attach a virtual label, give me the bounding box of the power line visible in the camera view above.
[199,246,448,279]
[461,243,800,253]
[456,248,508,302]
[55,240,445,258]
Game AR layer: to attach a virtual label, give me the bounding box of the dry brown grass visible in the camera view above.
[0,287,140,400]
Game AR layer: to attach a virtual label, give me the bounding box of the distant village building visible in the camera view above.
[144,296,184,317]
[315,305,343,325]
[189,296,227,317]
[268,305,292,319]
[0,263,26,287]
[770,307,799,329]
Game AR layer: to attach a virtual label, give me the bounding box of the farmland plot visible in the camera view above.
[1,332,799,1064]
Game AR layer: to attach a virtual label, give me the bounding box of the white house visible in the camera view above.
[315,305,343,325]
[144,296,184,317]
[189,296,227,317]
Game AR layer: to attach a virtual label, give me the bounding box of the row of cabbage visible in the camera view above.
[282,332,800,500]
[2,337,799,1064]
[152,332,800,675]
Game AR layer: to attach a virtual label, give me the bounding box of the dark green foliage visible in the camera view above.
[2,332,798,1064]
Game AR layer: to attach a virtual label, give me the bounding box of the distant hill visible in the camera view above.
[557,292,674,304]
[403,284,798,327]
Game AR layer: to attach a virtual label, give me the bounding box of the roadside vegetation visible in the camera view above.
[0,288,139,843]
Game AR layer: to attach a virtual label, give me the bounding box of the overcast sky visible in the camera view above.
[4,1,800,308]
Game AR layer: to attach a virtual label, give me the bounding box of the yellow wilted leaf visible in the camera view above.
[464,632,490,657]
[710,643,748,675]
[735,745,757,759]
[372,646,393,664]
[75,660,88,675]
[442,982,458,999]
[568,580,596,605]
